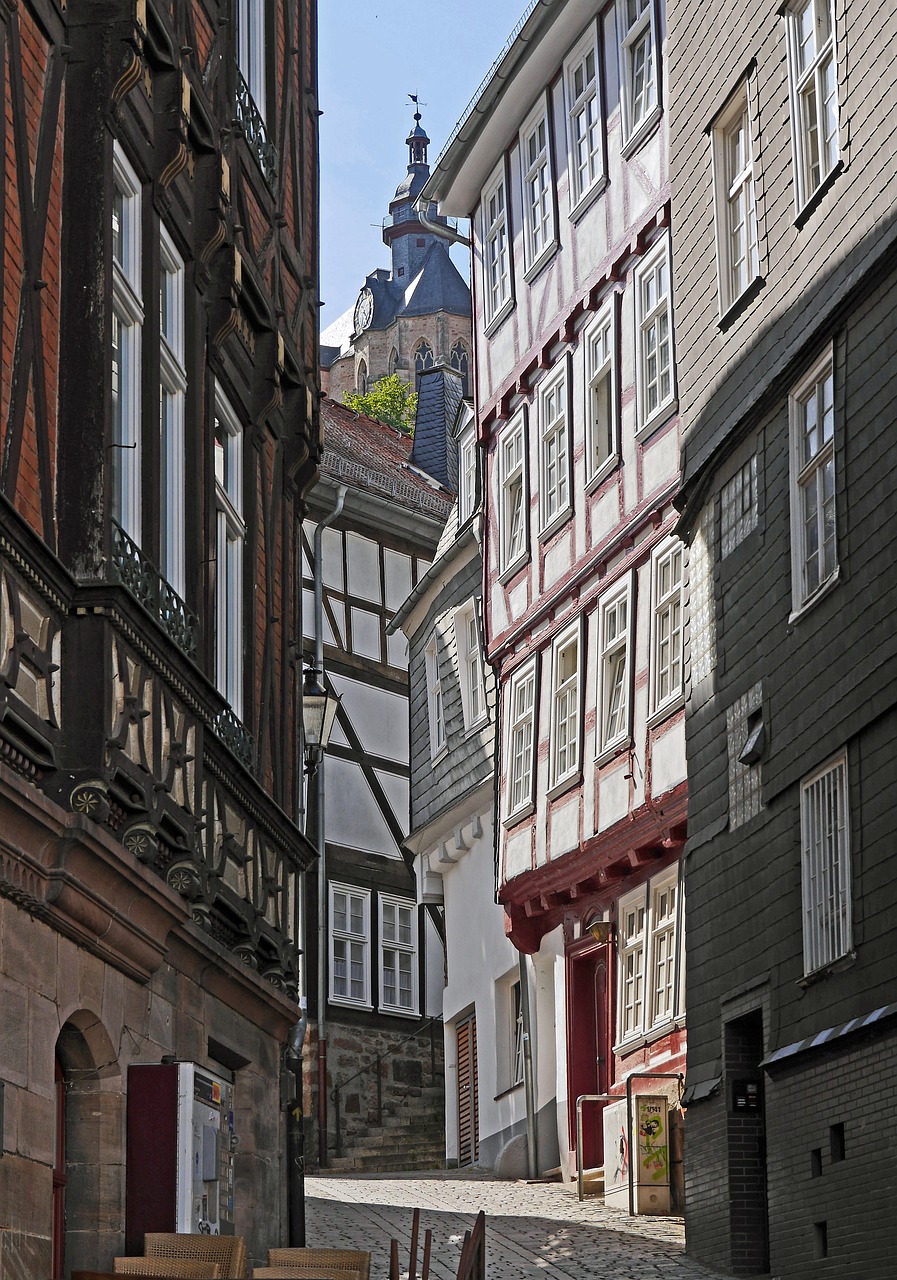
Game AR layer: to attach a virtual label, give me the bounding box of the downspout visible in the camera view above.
[412,193,472,247]
[518,950,539,1180]
[313,483,347,1167]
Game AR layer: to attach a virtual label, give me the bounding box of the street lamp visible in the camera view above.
[301,666,340,773]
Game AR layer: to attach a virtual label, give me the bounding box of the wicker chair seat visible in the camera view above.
[114,1259,222,1277]
[266,1248,370,1280]
[253,1269,366,1280]
[144,1233,248,1280]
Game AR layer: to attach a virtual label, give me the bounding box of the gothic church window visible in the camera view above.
[451,341,470,397]
[414,339,434,389]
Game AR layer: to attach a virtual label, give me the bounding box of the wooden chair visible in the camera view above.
[144,1234,248,1280]
[266,1248,370,1280]
[114,1260,222,1278]
[253,1269,365,1280]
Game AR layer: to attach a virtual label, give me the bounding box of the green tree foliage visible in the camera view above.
[343,374,418,434]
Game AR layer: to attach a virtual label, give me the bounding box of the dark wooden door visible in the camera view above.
[457,1013,479,1166]
[568,944,610,1169]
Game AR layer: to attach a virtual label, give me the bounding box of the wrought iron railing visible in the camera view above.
[110,522,198,658]
[330,1016,443,1159]
[215,705,254,770]
[235,69,277,186]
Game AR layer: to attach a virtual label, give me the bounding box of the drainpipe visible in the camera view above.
[312,484,346,1167]
[412,193,472,247]
[518,951,539,1180]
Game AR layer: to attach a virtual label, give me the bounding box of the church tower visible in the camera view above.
[321,109,472,402]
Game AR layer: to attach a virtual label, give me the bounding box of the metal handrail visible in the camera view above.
[110,521,198,658]
[330,1016,443,1158]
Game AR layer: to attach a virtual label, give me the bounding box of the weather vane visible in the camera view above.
[408,92,427,120]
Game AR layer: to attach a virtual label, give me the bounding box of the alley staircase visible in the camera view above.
[326,1018,446,1173]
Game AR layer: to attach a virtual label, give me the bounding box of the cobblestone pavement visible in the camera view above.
[305,1169,730,1279]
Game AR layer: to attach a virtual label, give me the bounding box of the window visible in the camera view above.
[721,454,758,556]
[618,868,682,1043]
[634,237,675,434]
[357,359,367,394]
[801,752,850,973]
[458,423,478,523]
[712,82,760,314]
[414,339,434,389]
[617,0,660,147]
[510,978,525,1087]
[550,622,580,788]
[520,96,556,272]
[539,366,570,531]
[785,0,838,210]
[789,352,836,610]
[425,634,445,758]
[236,0,266,117]
[482,162,512,325]
[455,601,487,731]
[214,386,245,717]
[111,144,143,541]
[565,24,604,209]
[498,415,528,574]
[597,577,632,756]
[380,895,418,1014]
[506,658,537,817]
[584,304,618,480]
[651,539,685,714]
[330,883,370,1007]
[159,226,186,597]
[388,347,399,376]
[450,340,470,398]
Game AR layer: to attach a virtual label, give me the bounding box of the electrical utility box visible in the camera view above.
[125,1062,236,1252]
[602,1094,671,1214]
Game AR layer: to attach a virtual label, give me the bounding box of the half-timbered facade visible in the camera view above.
[0,1,319,1273]
[669,0,897,1274]
[421,0,687,1185]
[302,397,450,1168]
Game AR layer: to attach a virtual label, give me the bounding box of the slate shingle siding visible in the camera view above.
[409,554,495,833]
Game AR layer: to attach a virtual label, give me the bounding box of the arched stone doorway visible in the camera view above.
[55,1011,122,1276]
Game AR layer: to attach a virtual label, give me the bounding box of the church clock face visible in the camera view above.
[353,287,374,333]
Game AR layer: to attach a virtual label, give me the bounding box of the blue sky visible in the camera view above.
[318,0,529,328]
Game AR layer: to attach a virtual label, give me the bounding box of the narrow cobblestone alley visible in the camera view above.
[305,1171,731,1279]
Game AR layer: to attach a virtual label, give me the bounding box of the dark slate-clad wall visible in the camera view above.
[408,551,495,835]
[410,368,463,489]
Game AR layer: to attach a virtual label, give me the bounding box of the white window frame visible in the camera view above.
[510,976,525,1088]
[379,894,418,1015]
[159,225,186,597]
[538,364,571,535]
[634,235,676,437]
[616,0,661,151]
[801,751,850,975]
[519,94,557,276]
[549,620,581,790]
[721,454,759,557]
[330,882,371,1008]
[214,385,245,718]
[111,144,143,542]
[650,538,685,716]
[458,422,478,524]
[785,0,839,213]
[583,302,618,484]
[596,575,633,758]
[565,22,604,213]
[789,349,837,613]
[617,867,682,1046]
[425,633,446,759]
[454,600,487,732]
[712,80,761,316]
[481,160,513,328]
[236,0,266,119]
[505,657,537,820]
[498,413,529,577]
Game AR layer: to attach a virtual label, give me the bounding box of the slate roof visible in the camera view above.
[401,244,471,318]
[320,397,453,520]
[410,367,464,489]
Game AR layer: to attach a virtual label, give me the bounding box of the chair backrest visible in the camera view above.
[114,1259,222,1278]
[266,1248,371,1280]
[252,1269,366,1280]
[144,1233,248,1280]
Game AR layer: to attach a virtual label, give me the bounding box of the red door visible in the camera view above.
[568,943,611,1170]
[52,1055,66,1279]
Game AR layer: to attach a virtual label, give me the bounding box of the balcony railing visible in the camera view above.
[215,705,254,771]
[110,522,198,659]
[235,70,277,186]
